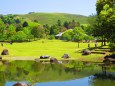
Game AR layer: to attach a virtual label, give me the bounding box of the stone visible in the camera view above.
[40,55,50,59]
[50,57,58,63]
[13,82,29,86]
[1,49,9,55]
[62,54,70,58]
[82,49,91,55]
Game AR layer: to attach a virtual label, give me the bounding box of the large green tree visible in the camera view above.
[6,25,16,41]
[95,0,114,45]
[31,25,44,40]
[23,27,34,41]
[13,31,27,42]
[73,27,86,48]
[50,25,59,35]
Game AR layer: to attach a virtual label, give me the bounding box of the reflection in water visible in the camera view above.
[0,60,115,86]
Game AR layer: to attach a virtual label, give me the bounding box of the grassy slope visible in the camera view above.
[0,40,105,61]
[19,12,88,25]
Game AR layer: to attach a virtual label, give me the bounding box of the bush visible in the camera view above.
[48,35,55,40]
[109,43,115,51]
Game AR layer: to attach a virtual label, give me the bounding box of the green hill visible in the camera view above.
[18,12,88,25]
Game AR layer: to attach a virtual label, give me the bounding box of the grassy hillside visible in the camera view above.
[19,12,88,25]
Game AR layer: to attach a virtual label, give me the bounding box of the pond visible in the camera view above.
[0,60,115,86]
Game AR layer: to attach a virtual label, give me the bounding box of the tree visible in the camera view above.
[73,27,86,48]
[23,27,34,41]
[0,18,5,40]
[43,24,50,36]
[50,25,59,35]
[13,31,27,42]
[15,23,23,32]
[63,21,69,29]
[69,20,80,29]
[62,29,74,41]
[6,25,16,41]
[95,0,114,46]
[57,20,62,26]
[23,21,28,27]
[31,25,44,40]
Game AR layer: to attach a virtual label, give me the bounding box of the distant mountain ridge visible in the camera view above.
[18,12,88,25]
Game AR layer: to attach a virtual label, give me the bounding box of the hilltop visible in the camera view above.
[18,12,88,25]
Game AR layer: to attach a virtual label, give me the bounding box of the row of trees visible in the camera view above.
[0,14,84,42]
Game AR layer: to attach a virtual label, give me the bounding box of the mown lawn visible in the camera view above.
[0,40,107,61]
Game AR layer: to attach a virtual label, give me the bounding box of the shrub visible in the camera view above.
[48,35,55,40]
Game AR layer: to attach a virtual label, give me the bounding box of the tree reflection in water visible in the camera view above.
[89,64,115,86]
[0,60,115,86]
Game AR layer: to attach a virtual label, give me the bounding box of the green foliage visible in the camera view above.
[109,43,115,51]
[23,21,28,27]
[6,25,16,40]
[95,0,114,43]
[0,18,5,40]
[48,35,55,40]
[13,31,27,42]
[31,25,44,39]
[50,25,59,35]
[73,27,86,41]
[44,24,51,35]
[23,27,34,41]
[62,26,93,42]
[57,19,62,26]
[62,29,74,41]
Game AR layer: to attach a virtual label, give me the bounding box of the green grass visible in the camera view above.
[19,12,88,25]
[0,40,107,61]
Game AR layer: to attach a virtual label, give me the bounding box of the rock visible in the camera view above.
[13,82,29,86]
[82,49,91,55]
[1,49,9,55]
[62,54,70,59]
[103,54,115,64]
[13,83,22,86]
[40,55,50,59]
[50,57,58,63]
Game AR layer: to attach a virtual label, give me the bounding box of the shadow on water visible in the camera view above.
[0,60,115,86]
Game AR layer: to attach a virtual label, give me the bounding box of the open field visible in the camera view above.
[0,40,109,61]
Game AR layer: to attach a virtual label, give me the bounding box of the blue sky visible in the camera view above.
[0,0,96,16]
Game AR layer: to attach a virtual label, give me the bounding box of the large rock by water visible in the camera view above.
[62,54,70,58]
[40,55,50,59]
[82,49,91,55]
[1,49,9,55]
[50,57,58,63]
[13,82,29,86]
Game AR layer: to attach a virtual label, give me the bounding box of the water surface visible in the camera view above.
[0,60,115,86]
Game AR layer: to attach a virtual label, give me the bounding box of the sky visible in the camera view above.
[0,0,97,16]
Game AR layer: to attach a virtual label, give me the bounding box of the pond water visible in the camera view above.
[0,60,115,86]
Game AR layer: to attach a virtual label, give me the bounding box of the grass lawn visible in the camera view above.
[0,40,108,61]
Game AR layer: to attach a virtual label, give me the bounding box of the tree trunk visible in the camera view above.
[78,41,79,48]
[104,37,106,46]
[101,36,104,46]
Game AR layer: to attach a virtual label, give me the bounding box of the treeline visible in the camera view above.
[0,14,92,42]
